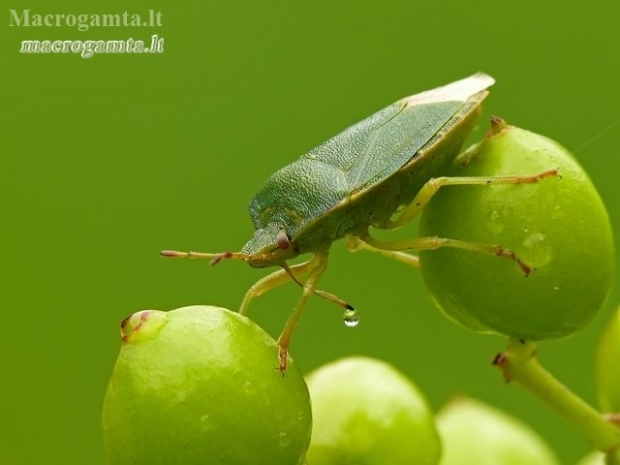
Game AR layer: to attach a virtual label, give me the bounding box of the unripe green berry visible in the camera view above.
[102,305,311,465]
[419,121,614,340]
[575,451,605,465]
[305,357,441,465]
[437,397,559,465]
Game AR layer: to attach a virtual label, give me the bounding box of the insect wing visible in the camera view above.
[301,73,495,194]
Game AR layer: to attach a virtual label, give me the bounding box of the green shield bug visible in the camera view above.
[162,73,557,371]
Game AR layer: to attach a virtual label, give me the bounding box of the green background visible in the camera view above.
[2,1,619,463]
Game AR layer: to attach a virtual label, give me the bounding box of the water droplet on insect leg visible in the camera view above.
[343,309,360,327]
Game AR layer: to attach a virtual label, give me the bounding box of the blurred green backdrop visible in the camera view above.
[2,1,619,463]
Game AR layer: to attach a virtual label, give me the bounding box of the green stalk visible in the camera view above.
[494,338,620,457]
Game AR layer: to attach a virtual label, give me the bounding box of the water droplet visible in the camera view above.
[279,431,291,447]
[343,309,360,327]
[200,414,212,431]
[523,232,545,248]
[521,232,551,268]
[488,210,504,234]
[243,380,254,394]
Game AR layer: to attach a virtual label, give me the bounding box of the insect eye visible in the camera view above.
[277,229,291,250]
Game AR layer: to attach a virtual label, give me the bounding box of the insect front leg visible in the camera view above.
[379,169,559,230]
[277,251,328,373]
[239,260,316,315]
[240,260,354,316]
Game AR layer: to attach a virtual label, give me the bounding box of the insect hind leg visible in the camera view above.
[359,234,532,276]
[379,169,559,230]
[347,236,420,268]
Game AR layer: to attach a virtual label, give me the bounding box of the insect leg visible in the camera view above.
[239,260,315,315]
[360,235,532,276]
[346,236,419,268]
[281,262,354,311]
[239,260,353,315]
[380,169,559,230]
[277,251,328,373]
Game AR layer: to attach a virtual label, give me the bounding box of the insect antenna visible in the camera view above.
[160,250,250,266]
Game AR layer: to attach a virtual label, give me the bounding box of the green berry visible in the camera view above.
[102,305,311,465]
[436,397,559,465]
[419,121,614,340]
[596,307,620,412]
[575,451,605,465]
[305,357,441,465]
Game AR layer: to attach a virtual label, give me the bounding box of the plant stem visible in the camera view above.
[493,338,620,455]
